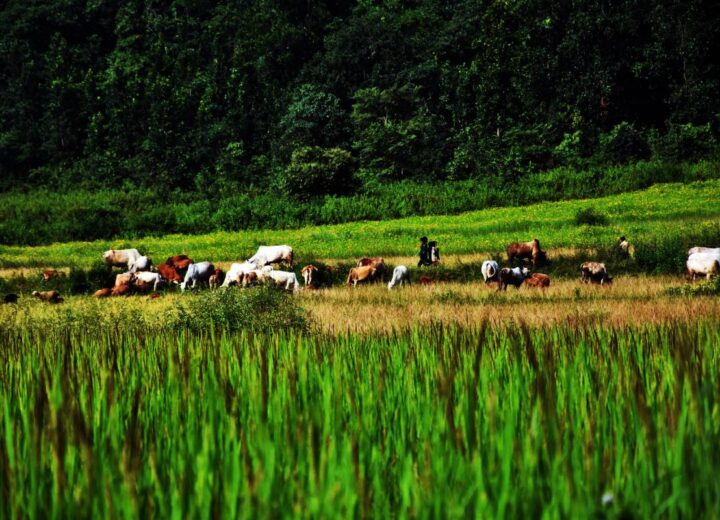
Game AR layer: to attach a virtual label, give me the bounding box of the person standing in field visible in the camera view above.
[429,240,440,265]
[418,236,431,267]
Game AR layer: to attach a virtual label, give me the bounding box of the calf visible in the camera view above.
[498,267,530,291]
[115,272,136,287]
[32,290,64,303]
[165,255,194,274]
[580,262,612,285]
[221,262,258,288]
[92,288,112,298]
[134,271,164,292]
[524,273,551,289]
[41,269,63,283]
[301,264,319,287]
[387,265,410,290]
[112,284,132,296]
[265,270,301,292]
[209,269,225,289]
[419,276,434,286]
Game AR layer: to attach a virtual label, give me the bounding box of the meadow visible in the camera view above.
[1,179,720,518]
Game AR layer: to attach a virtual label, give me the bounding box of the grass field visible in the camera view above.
[1,180,718,270]
[1,180,720,517]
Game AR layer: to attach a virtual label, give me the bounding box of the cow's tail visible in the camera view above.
[288,250,294,267]
[346,270,353,287]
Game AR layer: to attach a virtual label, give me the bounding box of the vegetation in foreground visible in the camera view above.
[1,322,718,518]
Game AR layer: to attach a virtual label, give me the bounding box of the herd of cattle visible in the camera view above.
[10,239,720,305]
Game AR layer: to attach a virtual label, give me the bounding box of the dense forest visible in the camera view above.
[1,0,720,244]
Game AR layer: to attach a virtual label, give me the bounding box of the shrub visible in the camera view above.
[649,123,718,163]
[598,122,650,164]
[574,207,609,226]
[278,146,356,201]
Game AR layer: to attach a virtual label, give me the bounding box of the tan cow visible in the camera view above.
[524,273,551,289]
[356,257,386,281]
[92,288,112,298]
[31,290,63,303]
[346,265,377,287]
[115,272,136,287]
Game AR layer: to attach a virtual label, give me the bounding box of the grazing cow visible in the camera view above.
[265,270,301,292]
[243,271,259,287]
[209,269,225,289]
[41,269,63,282]
[4,294,19,304]
[419,276,434,286]
[134,271,164,292]
[92,288,112,298]
[507,239,546,266]
[247,245,294,267]
[687,246,720,257]
[115,272,136,287]
[619,236,632,258]
[498,267,530,291]
[525,273,551,289]
[357,257,387,281]
[686,252,720,281]
[165,255,194,274]
[32,290,63,303]
[129,255,153,273]
[346,265,377,287]
[111,283,132,296]
[481,260,500,285]
[580,262,612,285]
[301,265,319,287]
[103,248,143,270]
[222,262,258,287]
[387,265,410,290]
[181,262,215,291]
[157,263,182,285]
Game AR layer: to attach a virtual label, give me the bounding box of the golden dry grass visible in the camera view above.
[299,275,720,334]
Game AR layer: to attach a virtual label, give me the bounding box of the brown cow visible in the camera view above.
[111,283,132,296]
[165,255,193,274]
[157,263,182,285]
[209,269,225,289]
[243,271,258,287]
[357,257,387,281]
[346,265,377,287]
[149,292,161,299]
[301,264,319,287]
[31,290,64,303]
[507,239,547,266]
[92,288,112,298]
[41,269,63,282]
[419,276,434,286]
[524,273,551,289]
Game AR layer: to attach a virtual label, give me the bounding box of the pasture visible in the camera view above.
[1,179,720,517]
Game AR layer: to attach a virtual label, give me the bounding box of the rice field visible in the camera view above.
[1,322,719,517]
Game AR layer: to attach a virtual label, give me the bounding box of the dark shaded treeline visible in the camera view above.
[1,0,719,199]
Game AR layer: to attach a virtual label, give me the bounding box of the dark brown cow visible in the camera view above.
[4,294,19,304]
[507,239,547,266]
[524,273,551,289]
[165,255,194,274]
[157,263,183,285]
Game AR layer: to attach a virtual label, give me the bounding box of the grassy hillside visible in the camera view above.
[1,180,718,271]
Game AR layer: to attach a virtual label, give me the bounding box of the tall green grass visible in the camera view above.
[1,322,719,517]
[1,179,718,275]
[1,160,718,246]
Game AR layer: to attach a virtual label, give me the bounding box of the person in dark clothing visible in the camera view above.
[418,236,430,267]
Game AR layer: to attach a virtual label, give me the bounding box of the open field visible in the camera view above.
[0,180,719,270]
[1,180,719,518]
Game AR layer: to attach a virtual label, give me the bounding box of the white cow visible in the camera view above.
[247,245,294,267]
[687,252,720,280]
[387,265,410,290]
[221,262,258,287]
[265,270,300,292]
[688,246,720,257]
[129,255,153,273]
[481,260,500,284]
[181,262,215,291]
[134,271,164,291]
[103,248,143,270]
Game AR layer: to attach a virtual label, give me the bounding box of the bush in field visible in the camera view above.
[277,146,356,201]
[598,122,650,165]
[650,123,718,162]
[574,207,609,226]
